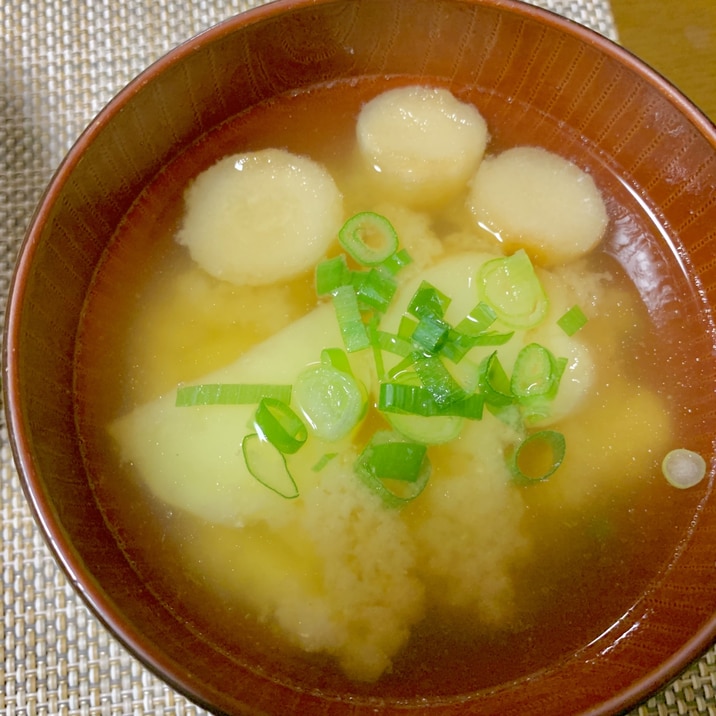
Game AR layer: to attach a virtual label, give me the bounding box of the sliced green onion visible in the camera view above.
[447,393,484,419]
[379,247,413,276]
[662,448,707,489]
[338,211,399,266]
[352,267,397,313]
[379,376,482,444]
[312,452,338,472]
[386,352,420,381]
[386,411,463,445]
[510,430,566,483]
[320,347,353,374]
[433,302,509,363]
[253,398,307,454]
[331,284,370,352]
[367,316,386,380]
[447,354,482,395]
[510,343,563,399]
[380,379,426,414]
[413,354,466,406]
[354,433,431,508]
[398,315,418,340]
[363,441,427,481]
[557,304,588,336]
[176,383,292,407]
[294,364,365,441]
[379,382,483,419]
[454,302,497,336]
[477,249,548,329]
[242,433,299,499]
[478,351,513,408]
[440,328,514,363]
[407,281,451,319]
[464,330,515,346]
[315,255,352,296]
[411,313,451,354]
[375,330,413,357]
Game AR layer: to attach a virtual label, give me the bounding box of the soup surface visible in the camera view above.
[74,77,709,698]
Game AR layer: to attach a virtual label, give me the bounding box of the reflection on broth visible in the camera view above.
[74,80,707,697]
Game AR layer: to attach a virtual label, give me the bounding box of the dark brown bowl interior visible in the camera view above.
[4,0,716,714]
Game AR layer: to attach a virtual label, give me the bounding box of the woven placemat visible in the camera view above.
[2,1,713,714]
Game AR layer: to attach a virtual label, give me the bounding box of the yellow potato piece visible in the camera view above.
[110,303,370,527]
[177,148,343,286]
[467,146,608,266]
[357,85,489,207]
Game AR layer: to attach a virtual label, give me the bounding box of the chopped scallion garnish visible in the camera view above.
[557,304,588,336]
[386,411,463,446]
[478,351,513,408]
[354,433,431,508]
[510,430,566,483]
[363,441,427,481]
[253,398,307,454]
[312,452,338,472]
[242,433,299,499]
[320,347,353,374]
[661,448,707,489]
[294,364,365,441]
[386,352,420,381]
[440,328,514,363]
[315,255,352,296]
[413,354,466,406]
[352,267,397,313]
[175,383,292,407]
[379,382,483,419]
[411,313,451,354]
[338,211,399,266]
[407,281,451,319]
[510,343,564,400]
[331,284,371,352]
[398,315,418,340]
[375,330,413,357]
[379,247,413,276]
[454,301,497,336]
[367,316,386,380]
[477,249,548,329]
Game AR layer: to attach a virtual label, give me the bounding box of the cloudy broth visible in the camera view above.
[74,77,708,697]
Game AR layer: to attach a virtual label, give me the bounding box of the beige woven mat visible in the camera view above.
[1,1,713,714]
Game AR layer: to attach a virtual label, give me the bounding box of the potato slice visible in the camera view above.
[177,148,343,286]
[110,303,371,527]
[356,85,489,207]
[467,146,608,266]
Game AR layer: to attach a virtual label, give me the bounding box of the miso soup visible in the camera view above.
[74,78,710,698]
